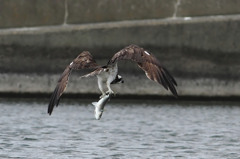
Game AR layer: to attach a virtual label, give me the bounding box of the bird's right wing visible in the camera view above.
[48,51,99,115]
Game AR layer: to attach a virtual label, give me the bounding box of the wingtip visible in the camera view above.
[48,111,52,116]
[169,85,178,98]
[48,95,55,115]
[47,104,53,115]
[47,81,64,116]
[158,67,178,98]
[173,92,179,98]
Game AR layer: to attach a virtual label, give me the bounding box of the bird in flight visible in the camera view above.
[48,44,178,115]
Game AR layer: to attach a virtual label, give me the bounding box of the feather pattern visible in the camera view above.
[48,51,99,115]
[48,45,178,115]
[108,44,178,97]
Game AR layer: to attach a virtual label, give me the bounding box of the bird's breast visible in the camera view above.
[98,65,118,82]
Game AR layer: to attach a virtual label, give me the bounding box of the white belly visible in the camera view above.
[97,63,118,83]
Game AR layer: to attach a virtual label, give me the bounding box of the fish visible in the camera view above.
[92,93,113,120]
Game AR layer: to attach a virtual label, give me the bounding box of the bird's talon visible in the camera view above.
[106,90,114,95]
[99,94,106,99]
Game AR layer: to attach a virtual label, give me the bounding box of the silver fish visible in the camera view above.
[92,93,113,120]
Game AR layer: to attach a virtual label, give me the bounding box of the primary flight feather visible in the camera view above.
[48,44,178,115]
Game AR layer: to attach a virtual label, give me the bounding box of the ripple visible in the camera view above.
[0,100,240,158]
[23,137,38,141]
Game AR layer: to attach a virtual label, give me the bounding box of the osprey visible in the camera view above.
[48,44,178,115]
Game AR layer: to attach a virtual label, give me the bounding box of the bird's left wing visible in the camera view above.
[48,51,99,115]
[108,44,178,97]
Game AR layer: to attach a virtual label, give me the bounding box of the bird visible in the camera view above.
[48,44,178,115]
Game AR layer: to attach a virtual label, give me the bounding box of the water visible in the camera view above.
[0,99,240,159]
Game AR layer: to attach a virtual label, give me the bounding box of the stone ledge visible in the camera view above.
[0,15,240,77]
[0,73,239,97]
[0,15,240,97]
[1,15,240,53]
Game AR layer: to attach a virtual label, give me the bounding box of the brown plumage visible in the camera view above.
[108,44,178,97]
[48,51,99,115]
[48,45,178,115]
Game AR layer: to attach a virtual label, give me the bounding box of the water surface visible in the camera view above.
[0,98,240,159]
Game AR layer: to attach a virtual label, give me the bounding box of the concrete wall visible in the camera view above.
[1,0,240,28]
[0,0,240,98]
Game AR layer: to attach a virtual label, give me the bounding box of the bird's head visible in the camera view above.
[111,75,124,84]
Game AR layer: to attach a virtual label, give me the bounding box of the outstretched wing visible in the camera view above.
[48,51,99,115]
[108,44,178,97]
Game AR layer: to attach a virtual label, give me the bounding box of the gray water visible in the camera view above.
[0,99,240,159]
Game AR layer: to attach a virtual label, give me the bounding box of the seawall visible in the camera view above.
[0,0,239,98]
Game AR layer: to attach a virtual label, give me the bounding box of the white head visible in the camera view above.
[111,74,124,84]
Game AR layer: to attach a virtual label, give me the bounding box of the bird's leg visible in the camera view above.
[97,78,106,98]
[106,80,115,95]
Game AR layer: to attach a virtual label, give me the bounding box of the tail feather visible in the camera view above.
[92,102,98,107]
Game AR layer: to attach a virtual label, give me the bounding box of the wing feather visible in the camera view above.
[69,51,99,70]
[108,44,178,97]
[48,51,99,115]
[80,67,103,78]
[161,67,178,97]
[157,68,168,90]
